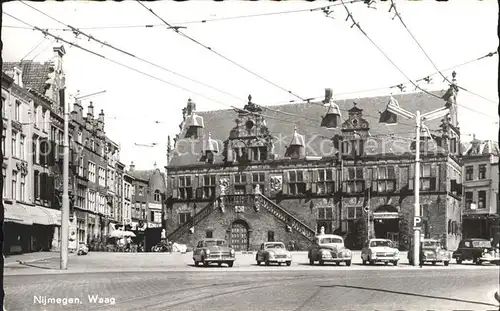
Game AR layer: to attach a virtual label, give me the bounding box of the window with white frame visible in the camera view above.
[346,205,363,219]
[14,100,21,121]
[154,189,161,202]
[88,162,96,183]
[19,135,25,160]
[420,164,436,191]
[344,167,364,193]
[12,170,17,200]
[98,166,106,187]
[11,131,17,158]
[2,128,6,156]
[20,173,26,202]
[179,212,191,225]
[88,191,96,211]
[178,176,193,199]
[1,96,6,118]
[32,135,38,164]
[287,170,306,195]
[78,156,84,177]
[252,173,265,193]
[369,166,396,193]
[478,165,487,180]
[478,191,487,209]
[203,175,216,199]
[317,169,335,194]
[317,207,334,234]
[33,105,39,128]
[42,109,48,132]
[2,167,7,198]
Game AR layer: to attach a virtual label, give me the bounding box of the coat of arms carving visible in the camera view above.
[269,175,282,192]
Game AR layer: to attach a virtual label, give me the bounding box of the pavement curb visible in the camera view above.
[4,253,76,268]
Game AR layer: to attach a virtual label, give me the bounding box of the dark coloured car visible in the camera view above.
[408,239,451,266]
[452,238,500,265]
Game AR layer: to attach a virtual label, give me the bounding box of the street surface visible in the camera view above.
[4,252,500,311]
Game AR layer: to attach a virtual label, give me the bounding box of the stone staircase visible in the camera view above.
[256,194,316,241]
[167,199,218,242]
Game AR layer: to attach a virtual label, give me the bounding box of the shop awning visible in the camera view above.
[4,204,33,225]
[4,203,61,226]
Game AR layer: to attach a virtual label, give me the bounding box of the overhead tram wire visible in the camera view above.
[18,1,246,103]
[3,12,240,111]
[389,0,497,105]
[336,0,497,120]
[5,1,363,31]
[19,37,48,61]
[137,1,307,102]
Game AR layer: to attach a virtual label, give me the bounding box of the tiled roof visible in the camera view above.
[464,139,500,156]
[128,169,167,191]
[3,61,54,95]
[169,90,449,167]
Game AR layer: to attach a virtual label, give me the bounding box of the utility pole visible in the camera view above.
[60,90,106,270]
[61,88,69,270]
[413,111,421,268]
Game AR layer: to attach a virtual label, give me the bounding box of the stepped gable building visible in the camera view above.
[125,162,167,249]
[166,85,464,251]
[461,137,499,241]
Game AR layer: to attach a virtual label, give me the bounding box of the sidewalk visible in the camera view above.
[4,251,75,267]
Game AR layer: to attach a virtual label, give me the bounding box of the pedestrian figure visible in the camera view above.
[419,242,424,268]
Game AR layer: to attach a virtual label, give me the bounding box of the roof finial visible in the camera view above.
[294,126,297,133]
[248,94,252,102]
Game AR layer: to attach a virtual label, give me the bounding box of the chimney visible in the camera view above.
[13,67,23,87]
[87,101,94,118]
[73,99,84,122]
[98,109,105,127]
[130,161,135,171]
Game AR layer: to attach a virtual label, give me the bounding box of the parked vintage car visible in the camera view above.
[452,238,500,265]
[193,239,235,267]
[308,234,352,266]
[361,238,399,265]
[256,242,292,266]
[408,239,451,266]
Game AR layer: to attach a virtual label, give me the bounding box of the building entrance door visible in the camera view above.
[230,221,249,251]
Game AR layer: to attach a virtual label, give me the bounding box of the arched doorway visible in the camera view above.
[230,220,249,251]
[373,205,400,245]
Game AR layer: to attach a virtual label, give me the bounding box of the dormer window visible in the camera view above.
[285,127,305,159]
[202,133,219,164]
[184,113,204,139]
[251,146,268,161]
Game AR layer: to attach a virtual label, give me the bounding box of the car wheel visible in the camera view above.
[345,260,351,267]
[336,262,340,266]
[227,261,234,268]
[218,263,222,267]
[286,261,291,266]
[456,258,462,264]
[256,260,261,265]
[475,259,482,265]
[385,262,389,265]
[444,261,449,266]
[309,258,314,265]
[319,260,325,266]
[432,262,437,265]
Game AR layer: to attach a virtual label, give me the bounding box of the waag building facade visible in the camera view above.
[165,83,464,251]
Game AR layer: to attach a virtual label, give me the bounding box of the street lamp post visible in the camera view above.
[386,99,450,266]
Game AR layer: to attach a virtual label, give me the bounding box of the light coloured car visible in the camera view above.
[308,234,352,266]
[192,239,235,267]
[256,242,292,266]
[361,238,399,265]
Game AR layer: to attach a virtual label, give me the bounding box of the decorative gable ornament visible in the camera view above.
[285,127,306,159]
[184,113,204,139]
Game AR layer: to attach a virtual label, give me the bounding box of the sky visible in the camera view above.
[2,0,498,170]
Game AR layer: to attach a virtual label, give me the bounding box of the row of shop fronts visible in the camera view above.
[3,201,61,255]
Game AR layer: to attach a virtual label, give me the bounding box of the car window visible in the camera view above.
[370,240,393,248]
[320,237,343,244]
[265,243,285,249]
[423,241,440,248]
[472,241,491,248]
[205,240,227,247]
